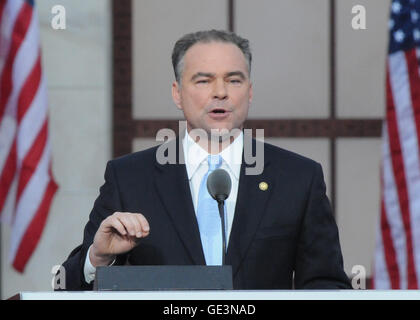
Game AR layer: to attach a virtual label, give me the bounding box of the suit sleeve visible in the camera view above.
[57,161,128,291]
[294,163,352,289]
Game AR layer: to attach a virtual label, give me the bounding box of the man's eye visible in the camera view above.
[229,79,242,84]
[196,80,209,84]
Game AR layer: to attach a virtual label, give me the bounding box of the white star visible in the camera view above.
[411,10,419,22]
[394,29,405,42]
[414,29,420,41]
[389,19,395,30]
[392,1,402,14]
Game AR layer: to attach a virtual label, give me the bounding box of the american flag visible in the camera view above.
[374,0,420,289]
[0,0,58,272]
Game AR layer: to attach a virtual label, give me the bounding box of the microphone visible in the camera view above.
[207,169,232,265]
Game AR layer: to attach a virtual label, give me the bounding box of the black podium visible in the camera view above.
[93,265,233,291]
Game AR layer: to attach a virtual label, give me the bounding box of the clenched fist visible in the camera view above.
[89,212,150,267]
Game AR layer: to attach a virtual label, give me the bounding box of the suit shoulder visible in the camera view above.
[109,143,160,169]
[261,140,321,173]
[260,141,324,191]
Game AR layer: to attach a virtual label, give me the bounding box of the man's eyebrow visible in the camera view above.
[225,71,246,79]
[191,72,215,81]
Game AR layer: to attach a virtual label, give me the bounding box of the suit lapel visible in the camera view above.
[226,138,273,278]
[154,138,206,265]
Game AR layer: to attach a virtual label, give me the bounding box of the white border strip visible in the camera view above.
[19,290,420,301]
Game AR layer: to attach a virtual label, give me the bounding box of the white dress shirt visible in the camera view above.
[84,129,243,283]
[182,129,243,244]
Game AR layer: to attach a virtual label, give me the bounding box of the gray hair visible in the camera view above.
[171,29,252,84]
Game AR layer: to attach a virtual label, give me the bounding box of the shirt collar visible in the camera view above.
[182,128,243,181]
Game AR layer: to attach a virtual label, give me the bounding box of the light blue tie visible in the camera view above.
[196,154,225,265]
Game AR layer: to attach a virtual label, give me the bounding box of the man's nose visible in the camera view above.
[212,79,228,100]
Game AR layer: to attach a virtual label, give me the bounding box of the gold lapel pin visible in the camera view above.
[259,181,268,191]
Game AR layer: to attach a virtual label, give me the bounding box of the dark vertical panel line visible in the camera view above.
[330,0,337,216]
[112,0,119,158]
[113,0,134,158]
[330,0,336,120]
[228,0,235,32]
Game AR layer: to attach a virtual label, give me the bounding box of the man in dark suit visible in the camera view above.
[60,30,351,290]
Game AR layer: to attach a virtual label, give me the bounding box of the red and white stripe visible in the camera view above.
[0,0,58,272]
[374,48,420,289]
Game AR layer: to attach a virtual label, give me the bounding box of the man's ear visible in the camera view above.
[172,81,182,110]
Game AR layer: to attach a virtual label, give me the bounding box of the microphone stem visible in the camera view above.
[217,200,227,265]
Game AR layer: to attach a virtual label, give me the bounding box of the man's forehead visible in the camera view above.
[183,41,248,70]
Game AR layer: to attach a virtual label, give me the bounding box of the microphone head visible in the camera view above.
[207,168,232,202]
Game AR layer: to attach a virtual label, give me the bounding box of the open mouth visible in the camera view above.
[209,108,228,114]
[208,108,231,120]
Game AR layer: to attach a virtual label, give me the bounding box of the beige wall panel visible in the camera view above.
[236,0,330,118]
[336,0,390,118]
[133,0,227,119]
[38,0,110,88]
[132,138,163,153]
[264,138,331,199]
[336,138,382,277]
[48,89,111,190]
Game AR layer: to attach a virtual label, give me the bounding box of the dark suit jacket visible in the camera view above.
[60,137,351,290]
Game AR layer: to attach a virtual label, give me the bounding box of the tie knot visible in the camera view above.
[207,154,222,171]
